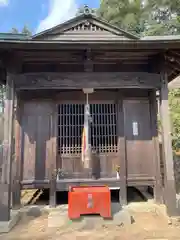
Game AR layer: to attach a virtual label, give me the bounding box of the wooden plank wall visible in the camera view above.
[21,101,55,181]
[18,89,158,187]
[124,99,155,179]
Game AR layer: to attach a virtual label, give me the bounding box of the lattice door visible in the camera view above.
[58,103,118,156]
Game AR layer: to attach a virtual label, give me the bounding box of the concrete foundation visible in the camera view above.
[0,210,21,233]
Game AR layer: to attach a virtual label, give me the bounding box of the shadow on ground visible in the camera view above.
[36,186,148,206]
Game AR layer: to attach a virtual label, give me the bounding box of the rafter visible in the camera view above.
[166,57,180,73]
[168,50,180,59]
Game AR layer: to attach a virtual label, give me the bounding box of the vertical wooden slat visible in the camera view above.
[65,104,67,154]
[103,103,105,152]
[149,90,163,204]
[77,104,79,154]
[97,104,100,151]
[91,104,94,150]
[95,103,98,151]
[110,104,113,152]
[99,103,102,152]
[0,73,15,221]
[112,104,114,152]
[62,104,64,155]
[160,72,177,216]
[74,104,76,154]
[106,104,109,152]
[118,95,127,206]
[57,101,118,178]
[58,105,62,169]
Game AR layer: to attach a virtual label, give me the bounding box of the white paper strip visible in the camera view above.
[132,121,138,136]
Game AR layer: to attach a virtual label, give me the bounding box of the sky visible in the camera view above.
[0,0,99,34]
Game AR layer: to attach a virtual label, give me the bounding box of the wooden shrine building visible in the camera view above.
[0,7,180,221]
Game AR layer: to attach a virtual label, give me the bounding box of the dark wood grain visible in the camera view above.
[20,177,155,191]
[15,72,161,90]
[124,99,154,180]
[21,101,54,181]
[0,73,15,221]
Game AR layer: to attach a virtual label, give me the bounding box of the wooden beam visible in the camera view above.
[167,50,180,61]
[166,57,180,73]
[49,104,57,207]
[0,73,15,221]
[22,56,151,61]
[1,41,180,51]
[168,70,179,82]
[118,95,127,205]
[97,50,158,57]
[18,49,158,57]
[22,54,150,62]
[3,57,23,210]
[159,72,177,216]
[12,95,21,209]
[149,90,163,203]
[15,72,161,90]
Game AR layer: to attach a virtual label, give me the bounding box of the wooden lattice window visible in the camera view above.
[58,103,118,156]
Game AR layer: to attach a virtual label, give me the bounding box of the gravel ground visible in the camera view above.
[1,203,180,240]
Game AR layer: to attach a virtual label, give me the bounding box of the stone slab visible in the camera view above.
[47,202,132,229]
[0,210,20,233]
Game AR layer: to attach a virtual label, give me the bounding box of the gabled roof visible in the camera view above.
[32,12,139,41]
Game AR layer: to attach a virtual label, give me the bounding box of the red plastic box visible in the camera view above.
[68,185,111,219]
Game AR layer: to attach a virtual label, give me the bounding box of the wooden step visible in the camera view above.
[30,189,43,205]
[21,189,43,206]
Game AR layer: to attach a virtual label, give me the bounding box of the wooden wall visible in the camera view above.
[124,99,154,180]
[18,89,157,187]
[21,101,55,181]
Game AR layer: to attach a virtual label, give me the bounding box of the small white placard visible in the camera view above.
[132,121,138,136]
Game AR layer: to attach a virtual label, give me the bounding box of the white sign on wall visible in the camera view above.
[132,121,138,136]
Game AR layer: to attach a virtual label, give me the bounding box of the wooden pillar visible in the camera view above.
[159,72,177,216]
[49,104,57,207]
[0,73,15,221]
[149,90,163,204]
[118,96,127,206]
[12,96,21,209]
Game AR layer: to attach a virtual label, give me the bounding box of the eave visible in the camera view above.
[0,38,180,84]
[0,39,180,50]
